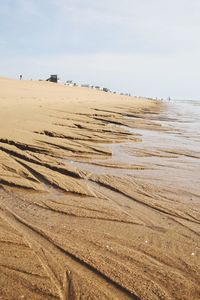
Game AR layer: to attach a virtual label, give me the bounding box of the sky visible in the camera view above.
[0,0,200,99]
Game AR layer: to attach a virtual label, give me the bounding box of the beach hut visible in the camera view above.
[46,75,58,83]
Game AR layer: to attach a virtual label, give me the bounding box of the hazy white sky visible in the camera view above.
[0,0,200,99]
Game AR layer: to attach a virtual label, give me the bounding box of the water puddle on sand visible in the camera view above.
[64,100,200,194]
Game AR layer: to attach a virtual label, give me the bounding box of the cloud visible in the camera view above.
[0,0,200,99]
[1,0,200,55]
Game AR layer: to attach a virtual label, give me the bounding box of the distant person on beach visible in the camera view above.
[20,74,22,80]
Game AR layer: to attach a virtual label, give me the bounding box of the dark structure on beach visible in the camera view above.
[46,75,58,83]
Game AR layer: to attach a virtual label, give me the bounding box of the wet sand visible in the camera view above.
[0,78,199,300]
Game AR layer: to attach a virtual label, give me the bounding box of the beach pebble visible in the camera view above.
[191,252,195,256]
[106,245,113,251]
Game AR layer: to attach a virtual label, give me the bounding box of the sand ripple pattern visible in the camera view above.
[0,79,199,299]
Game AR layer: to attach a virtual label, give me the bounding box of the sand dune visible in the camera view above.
[0,78,199,300]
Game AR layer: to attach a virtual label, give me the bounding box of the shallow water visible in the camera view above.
[153,100,200,142]
[69,100,200,195]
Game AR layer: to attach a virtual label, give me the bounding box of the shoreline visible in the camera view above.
[0,78,199,300]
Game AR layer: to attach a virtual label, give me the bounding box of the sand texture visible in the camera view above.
[0,78,199,300]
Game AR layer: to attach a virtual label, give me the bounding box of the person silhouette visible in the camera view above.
[20,75,22,80]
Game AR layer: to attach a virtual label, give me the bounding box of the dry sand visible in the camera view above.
[0,77,199,300]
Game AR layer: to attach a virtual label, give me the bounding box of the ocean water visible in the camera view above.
[128,99,200,152]
[159,99,200,142]
[114,99,200,195]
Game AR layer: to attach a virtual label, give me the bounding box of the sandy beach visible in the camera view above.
[0,77,199,300]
